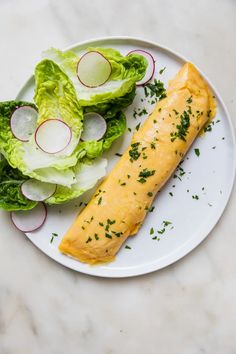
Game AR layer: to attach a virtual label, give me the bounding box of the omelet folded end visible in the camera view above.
[168,62,216,119]
[59,239,116,265]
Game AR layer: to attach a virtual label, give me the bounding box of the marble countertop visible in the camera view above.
[0,1,236,353]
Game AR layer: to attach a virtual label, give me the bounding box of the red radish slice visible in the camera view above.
[21,179,56,201]
[81,112,107,141]
[35,119,72,154]
[127,49,155,86]
[77,51,112,88]
[11,203,47,232]
[10,106,38,142]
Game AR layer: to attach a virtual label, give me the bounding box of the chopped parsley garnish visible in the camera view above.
[157,228,165,234]
[186,96,192,104]
[129,142,141,162]
[125,245,131,250]
[194,148,200,157]
[115,153,122,157]
[133,108,148,118]
[173,109,179,115]
[159,67,166,75]
[162,221,172,227]
[138,177,146,184]
[146,205,155,212]
[144,79,166,100]
[169,192,173,197]
[150,227,154,235]
[50,232,58,243]
[207,110,212,118]
[147,192,153,197]
[120,182,126,186]
[94,234,99,240]
[138,168,156,183]
[192,195,199,200]
[112,231,123,237]
[204,120,214,132]
[135,122,141,131]
[150,142,156,149]
[105,233,112,239]
[86,236,92,244]
[170,110,190,142]
[98,197,102,205]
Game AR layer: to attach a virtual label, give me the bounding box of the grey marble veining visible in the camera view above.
[0,0,236,353]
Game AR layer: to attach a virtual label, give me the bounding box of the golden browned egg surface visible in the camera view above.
[59,62,216,264]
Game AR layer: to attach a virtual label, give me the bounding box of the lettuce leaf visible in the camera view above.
[43,47,147,116]
[34,59,83,156]
[76,111,126,159]
[0,101,76,186]
[47,158,107,204]
[0,156,37,211]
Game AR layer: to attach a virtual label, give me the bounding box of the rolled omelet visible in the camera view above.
[59,62,216,264]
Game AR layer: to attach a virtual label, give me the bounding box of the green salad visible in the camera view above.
[0,47,148,212]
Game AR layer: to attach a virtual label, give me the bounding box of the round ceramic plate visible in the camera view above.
[16,37,236,278]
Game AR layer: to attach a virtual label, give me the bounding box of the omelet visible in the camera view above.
[59,62,216,264]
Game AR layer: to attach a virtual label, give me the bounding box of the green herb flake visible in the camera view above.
[98,197,102,205]
[50,232,58,244]
[187,96,193,104]
[129,142,141,162]
[150,142,156,149]
[105,233,112,239]
[194,148,200,157]
[170,110,190,142]
[147,192,153,197]
[173,109,179,115]
[125,245,131,250]
[192,195,199,200]
[148,206,155,212]
[138,177,146,184]
[135,122,141,131]
[137,108,148,117]
[144,79,166,100]
[159,67,166,75]
[150,227,154,235]
[162,221,172,227]
[138,168,155,180]
[158,228,165,234]
[115,153,122,157]
[86,236,92,244]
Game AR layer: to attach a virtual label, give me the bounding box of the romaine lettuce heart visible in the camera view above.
[43,47,147,116]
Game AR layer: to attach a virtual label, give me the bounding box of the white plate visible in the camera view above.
[16,37,236,278]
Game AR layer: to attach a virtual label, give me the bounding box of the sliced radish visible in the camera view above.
[10,105,38,142]
[81,112,107,141]
[77,51,112,88]
[21,179,56,201]
[127,49,155,86]
[11,202,47,232]
[35,119,72,154]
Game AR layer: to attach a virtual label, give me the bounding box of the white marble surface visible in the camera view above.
[0,0,236,353]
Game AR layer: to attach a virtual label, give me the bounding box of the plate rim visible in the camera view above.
[16,36,236,278]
